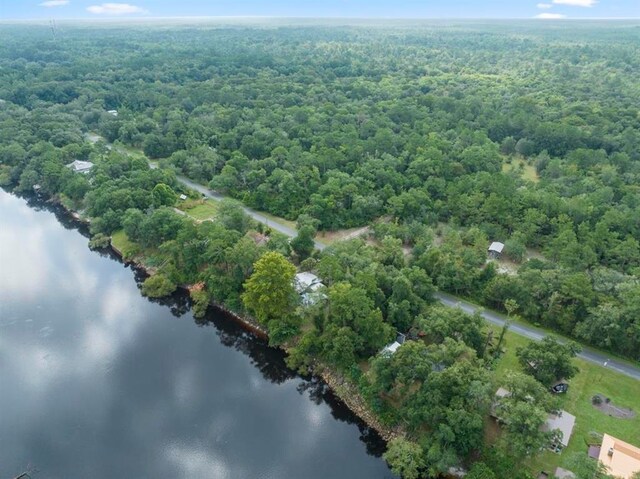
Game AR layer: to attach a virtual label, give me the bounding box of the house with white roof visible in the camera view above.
[66,160,94,174]
[294,272,325,306]
[380,333,407,357]
[490,387,512,418]
[488,241,505,259]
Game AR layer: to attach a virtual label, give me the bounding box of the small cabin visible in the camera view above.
[381,332,407,357]
[179,194,187,200]
[107,109,118,117]
[66,160,94,174]
[544,410,576,453]
[488,241,505,259]
[490,387,511,419]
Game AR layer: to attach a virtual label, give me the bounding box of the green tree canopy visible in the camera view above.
[383,438,425,479]
[494,372,558,458]
[242,251,297,325]
[152,182,177,207]
[516,336,581,386]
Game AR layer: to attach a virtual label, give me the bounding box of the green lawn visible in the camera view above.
[110,229,170,270]
[490,325,640,475]
[182,199,219,221]
[110,230,139,259]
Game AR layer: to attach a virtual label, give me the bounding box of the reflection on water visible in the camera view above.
[0,190,394,479]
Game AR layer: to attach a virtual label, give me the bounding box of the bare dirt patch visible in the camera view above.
[592,394,636,419]
[316,225,370,245]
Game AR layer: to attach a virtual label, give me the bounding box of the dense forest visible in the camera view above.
[1,22,639,357]
[1,21,639,478]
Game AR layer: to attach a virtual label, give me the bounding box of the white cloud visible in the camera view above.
[39,0,69,6]
[87,3,147,14]
[536,12,568,18]
[537,3,553,8]
[165,443,231,479]
[552,0,597,6]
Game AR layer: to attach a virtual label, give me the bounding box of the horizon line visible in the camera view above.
[2,15,640,22]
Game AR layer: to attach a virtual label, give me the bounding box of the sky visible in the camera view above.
[1,0,639,20]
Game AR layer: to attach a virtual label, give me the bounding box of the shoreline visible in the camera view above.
[35,189,398,446]
[111,241,399,441]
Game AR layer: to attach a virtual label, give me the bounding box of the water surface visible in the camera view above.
[0,189,393,479]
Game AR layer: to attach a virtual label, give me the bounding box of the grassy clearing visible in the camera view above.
[119,144,146,158]
[110,230,169,270]
[489,325,640,475]
[502,158,540,183]
[182,199,219,221]
[477,296,640,370]
[111,230,136,254]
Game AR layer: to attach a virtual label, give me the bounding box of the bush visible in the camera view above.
[383,438,425,479]
[141,274,177,298]
[505,234,526,263]
[299,257,318,272]
[190,288,209,318]
[88,233,110,249]
[467,462,497,479]
[267,314,301,346]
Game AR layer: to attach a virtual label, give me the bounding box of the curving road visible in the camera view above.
[91,132,640,384]
[182,177,640,382]
[176,175,327,251]
[174,175,640,382]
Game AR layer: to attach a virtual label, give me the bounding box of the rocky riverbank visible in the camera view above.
[315,366,403,442]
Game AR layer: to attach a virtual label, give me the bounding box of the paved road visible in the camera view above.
[175,175,327,251]
[435,291,640,381]
[96,133,639,383]
[176,176,640,382]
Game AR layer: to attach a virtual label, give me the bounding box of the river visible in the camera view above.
[0,189,394,479]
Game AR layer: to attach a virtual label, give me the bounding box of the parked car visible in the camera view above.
[551,383,569,394]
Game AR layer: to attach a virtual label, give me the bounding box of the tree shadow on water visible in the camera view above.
[195,305,297,385]
[296,377,388,458]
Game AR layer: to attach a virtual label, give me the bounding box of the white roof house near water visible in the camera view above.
[294,272,325,306]
[294,272,323,293]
